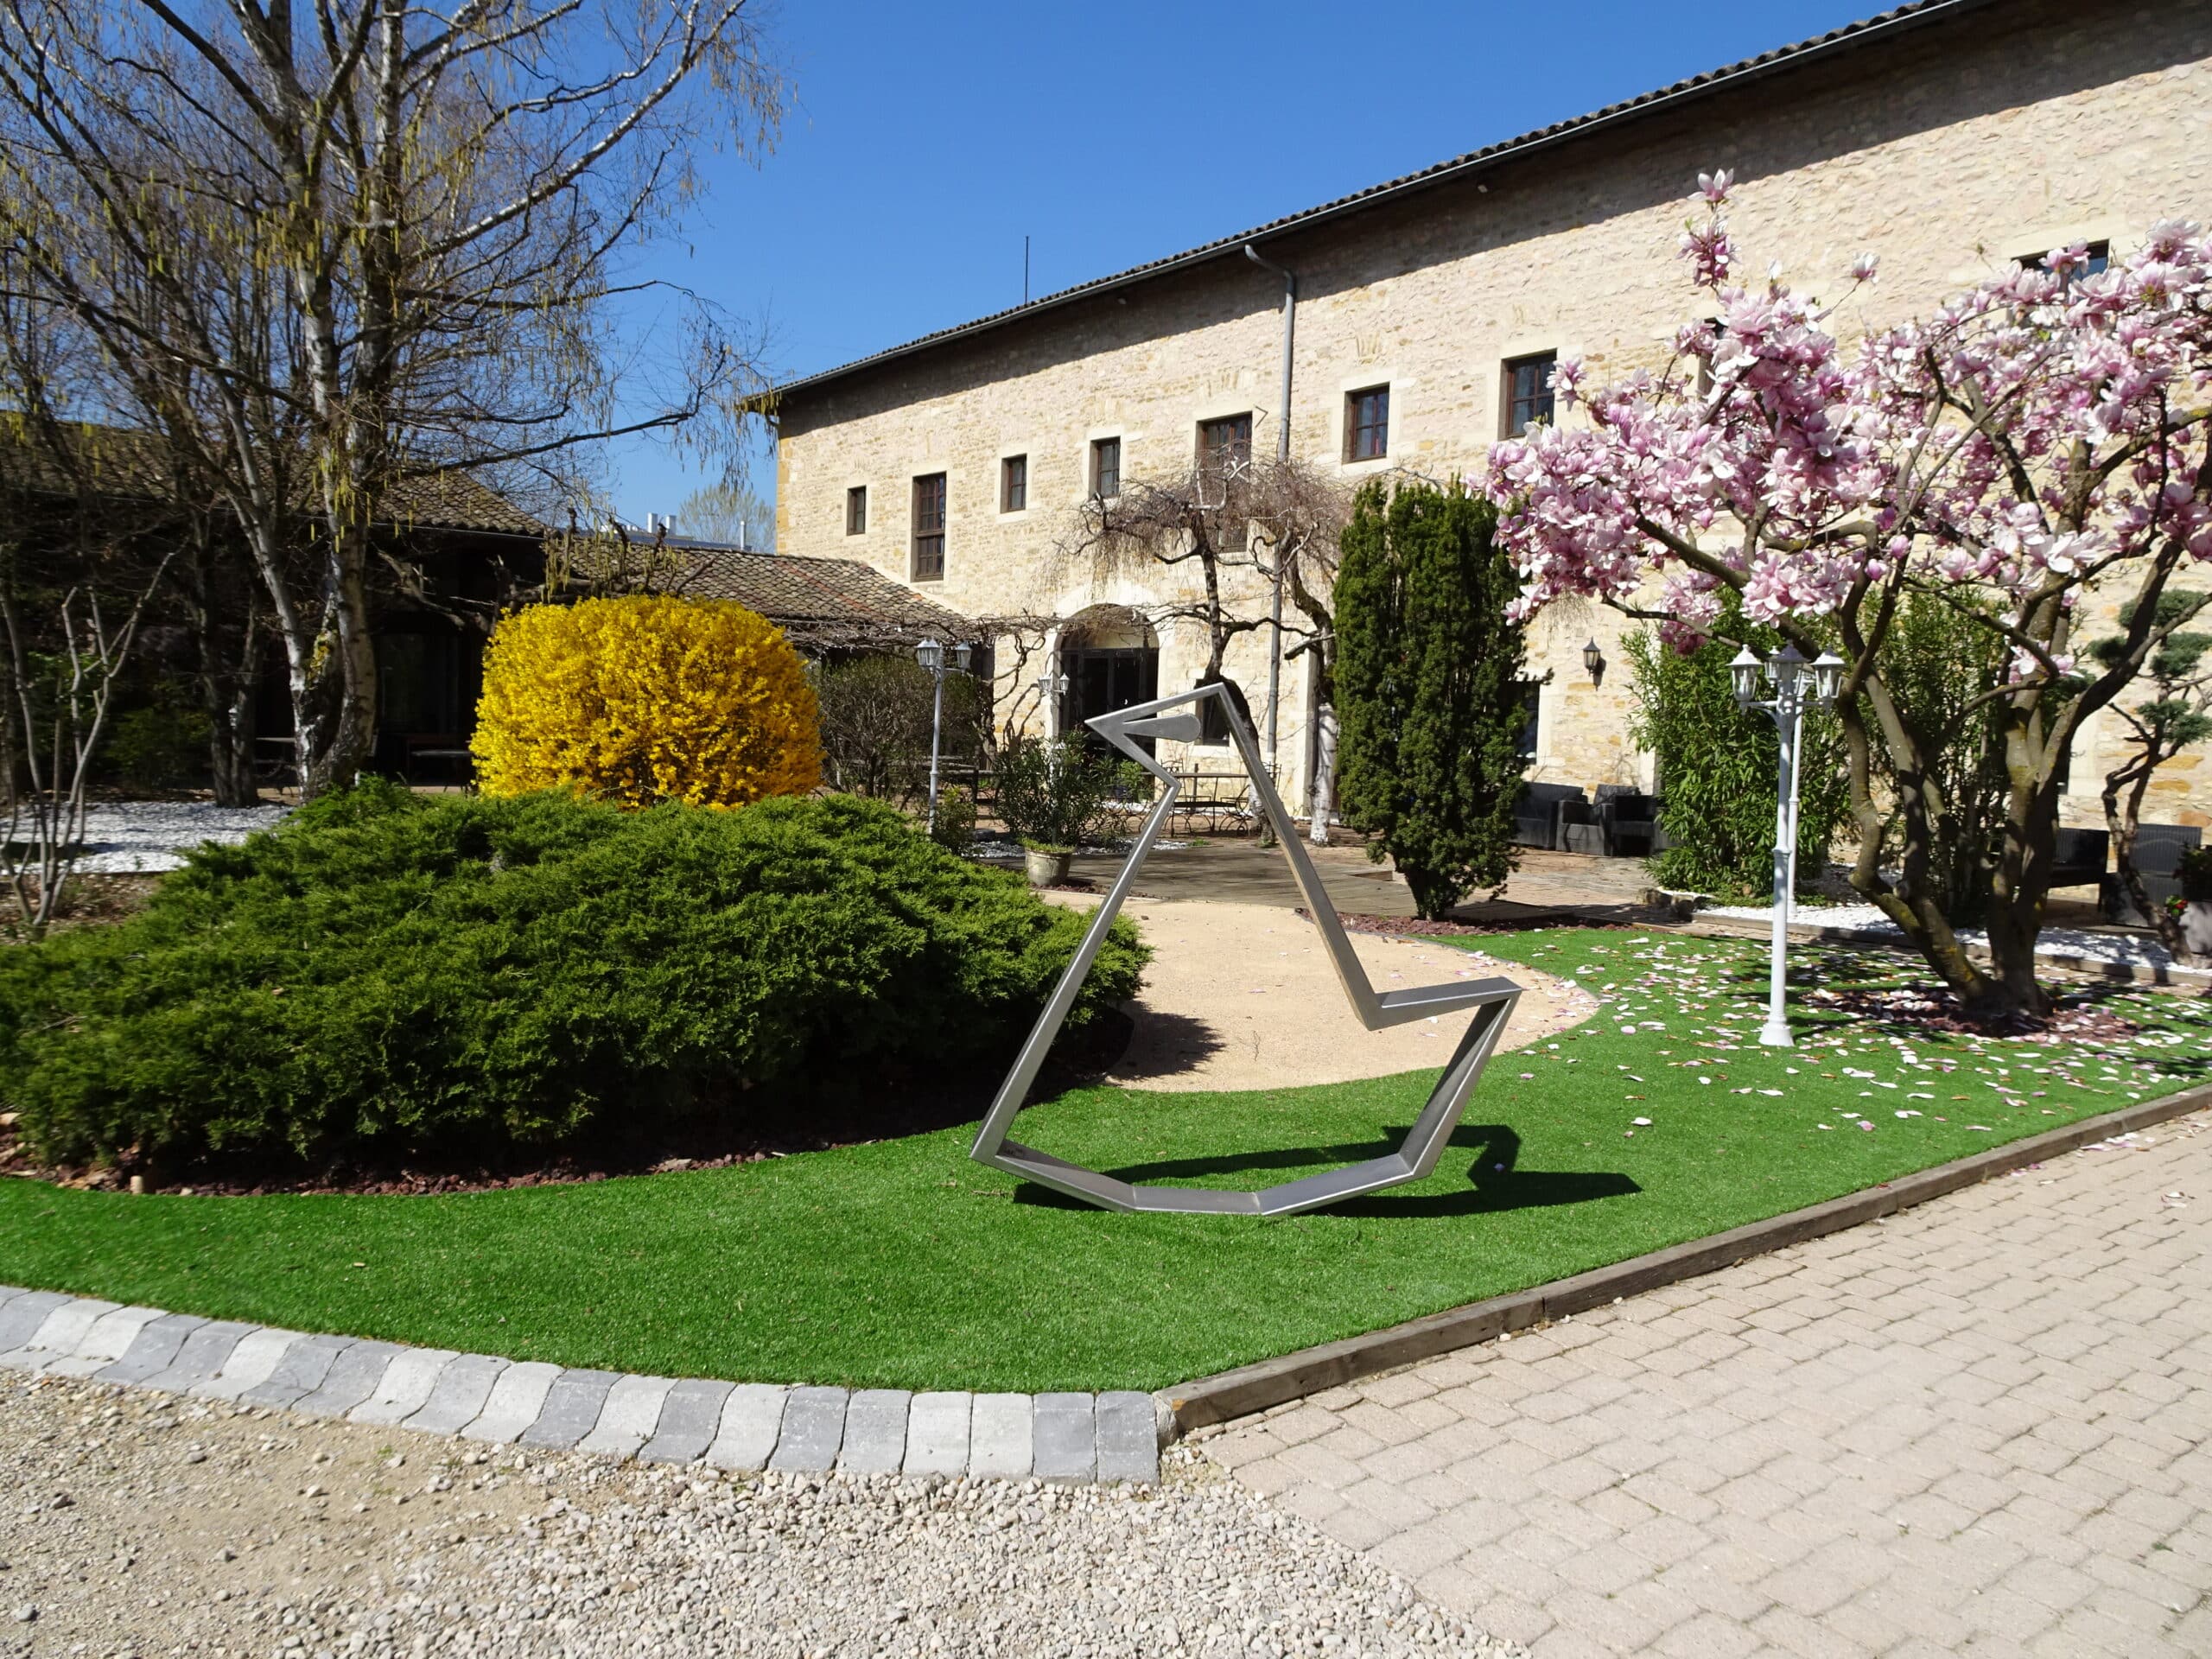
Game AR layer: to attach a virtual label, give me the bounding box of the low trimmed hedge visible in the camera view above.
[0,782,1146,1172]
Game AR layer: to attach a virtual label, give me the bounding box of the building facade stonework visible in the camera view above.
[775,0,2212,830]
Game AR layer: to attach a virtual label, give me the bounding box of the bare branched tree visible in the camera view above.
[1054,452,1352,824]
[1056,455,1270,696]
[0,0,785,796]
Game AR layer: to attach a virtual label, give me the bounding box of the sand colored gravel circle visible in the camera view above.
[1052,896,1598,1093]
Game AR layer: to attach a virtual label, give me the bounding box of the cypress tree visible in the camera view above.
[1334,479,1529,920]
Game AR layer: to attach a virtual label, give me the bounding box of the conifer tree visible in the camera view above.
[1335,480,1529,919]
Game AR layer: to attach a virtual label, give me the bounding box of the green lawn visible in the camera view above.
[3,928,2202,1392]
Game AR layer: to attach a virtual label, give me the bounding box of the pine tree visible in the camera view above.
[1334,480,1529,920]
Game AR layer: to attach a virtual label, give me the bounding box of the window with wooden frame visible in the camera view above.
[911,473,946,582]
[1503,353,1556,438]
[1198,412,1253,478]
[1090,436,1121,499]
[1345,386,1389,461]
[845,486,868,536]
[1001,454,1027,512]
[1198,413,1254,550]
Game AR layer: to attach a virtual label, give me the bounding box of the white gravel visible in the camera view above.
[1705,899,2197,970]
[54,803,290,874]
[0,1372,1518,1658]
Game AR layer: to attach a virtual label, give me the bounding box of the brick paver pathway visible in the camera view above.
[1206,1109,2212,1658]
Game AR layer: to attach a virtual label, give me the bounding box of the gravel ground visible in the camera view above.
[70,804,291,874]
[0,1373,1518,1659]
[1706,899,2196,969]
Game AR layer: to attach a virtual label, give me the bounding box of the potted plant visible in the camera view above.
[992,737,1129,887]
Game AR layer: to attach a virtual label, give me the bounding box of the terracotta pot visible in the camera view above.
[1025,849,1072,887]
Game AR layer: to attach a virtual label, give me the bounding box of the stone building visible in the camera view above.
[773,0,2212,830]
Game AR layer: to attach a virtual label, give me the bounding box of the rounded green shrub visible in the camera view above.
[0,780,1147,1171]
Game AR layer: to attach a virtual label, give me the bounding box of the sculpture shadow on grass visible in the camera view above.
[1010,1123,1638,1220]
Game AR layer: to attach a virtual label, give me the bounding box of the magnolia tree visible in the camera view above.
[1484,174,2212,1020]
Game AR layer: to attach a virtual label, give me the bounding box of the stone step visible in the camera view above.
[0,1286,1162,1484]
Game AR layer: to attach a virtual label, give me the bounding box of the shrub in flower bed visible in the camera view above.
[0,781,1146,1173]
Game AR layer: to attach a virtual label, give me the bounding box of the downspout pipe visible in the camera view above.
[1243,243,1294,785]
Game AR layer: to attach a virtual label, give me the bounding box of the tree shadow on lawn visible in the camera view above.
[1727,944,2209,1061]
[1012,1123,1639,1219]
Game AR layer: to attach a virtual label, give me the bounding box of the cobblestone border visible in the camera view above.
[0,1297,1165,1484]
[1158,1079,2212,1433]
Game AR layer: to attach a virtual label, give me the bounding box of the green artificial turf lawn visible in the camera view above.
[2,928,2204,1392]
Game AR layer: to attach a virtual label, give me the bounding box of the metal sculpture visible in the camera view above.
[969,684,1523,1217]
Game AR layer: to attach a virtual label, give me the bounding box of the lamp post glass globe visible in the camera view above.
[1811,651,1846,706]
[915,637,944,673]
[1729,645,1763,710]
[1769,642,1807,694]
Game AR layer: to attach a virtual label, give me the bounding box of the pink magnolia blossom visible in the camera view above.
[1480,176,2212,677]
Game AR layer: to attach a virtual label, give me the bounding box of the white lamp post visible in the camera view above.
[1732,644,1847,1046]
[916,638,973,833]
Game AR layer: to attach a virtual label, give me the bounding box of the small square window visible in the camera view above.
[845,486,868,536]
[911,473,945,582]
[1090,436,1121,499]
[1001,454,1027,512]
[1346,386,1389,461]
[1503,353,1556,438]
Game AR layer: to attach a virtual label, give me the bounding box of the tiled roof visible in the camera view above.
[777,0,1993,400]
[0,422,543,536]
[671,545,982,646]
[378,471,544,537]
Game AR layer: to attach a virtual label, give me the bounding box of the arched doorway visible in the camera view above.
[1058,604,1158,748]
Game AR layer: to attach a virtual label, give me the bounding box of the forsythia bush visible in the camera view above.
[472,594,823,806]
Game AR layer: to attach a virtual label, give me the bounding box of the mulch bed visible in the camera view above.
[0,874,163,943]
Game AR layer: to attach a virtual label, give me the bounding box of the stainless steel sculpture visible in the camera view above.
[969,684,1523,1217]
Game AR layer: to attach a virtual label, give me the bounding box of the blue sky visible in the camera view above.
[607,0,1884,523]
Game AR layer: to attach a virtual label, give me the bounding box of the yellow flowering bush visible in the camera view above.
[472,595,823,807]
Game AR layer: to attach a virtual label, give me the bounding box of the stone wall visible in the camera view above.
[777,0,2212,829]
